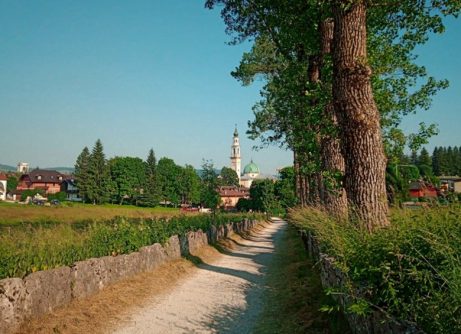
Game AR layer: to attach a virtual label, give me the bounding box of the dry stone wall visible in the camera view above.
[300,230,424,334]
[0,219,260,334]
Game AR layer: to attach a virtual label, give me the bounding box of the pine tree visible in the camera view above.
[87,139,109,204]
[432,147,440,176]
[144,148,159,206]
[74,146,90,202]
[418,148,432,167]
[410,150,418,165]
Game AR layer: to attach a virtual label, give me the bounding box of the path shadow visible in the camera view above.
[223,237,274,250]
[185,221,287,334]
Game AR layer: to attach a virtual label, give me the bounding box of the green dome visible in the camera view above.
[243,160,260,175]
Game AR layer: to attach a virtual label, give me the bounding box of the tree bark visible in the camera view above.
[307,54,322,207]
[319,18,348,219]
[293,150,305,206]
[332,1,389,230]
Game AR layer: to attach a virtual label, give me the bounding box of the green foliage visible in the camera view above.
[219,166,240,187]
[290,207,461,333]
[179,165,201,205]
[20,189,45,201]
[108,156,146,205]
[200,160,220,210]
[0,213,264,280]
[6,175,18,192]
[274,166,297,208]
[47,191,67,202]
[250,179,281,213]
[157,157,182,206]
[74,146,90,202]
[143,148,160,206]
[87,139,110,204]
[432,146,461,176]
[236,198,253,211]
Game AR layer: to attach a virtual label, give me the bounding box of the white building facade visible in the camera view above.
[230,127,242,179]
[229,127,261,188]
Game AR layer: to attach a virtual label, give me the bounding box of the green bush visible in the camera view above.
[289,207,461,334]
[0,213,264,280]
[47,191,67,202]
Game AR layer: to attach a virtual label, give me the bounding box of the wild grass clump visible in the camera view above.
[289,207,461,333]
[0,213,263,280]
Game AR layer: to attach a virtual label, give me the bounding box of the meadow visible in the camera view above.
[0,201,181,226]
[0,206,263,280]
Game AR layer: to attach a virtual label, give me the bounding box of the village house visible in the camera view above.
[16,169,64,195]
[218,185,250,210]
[409,181,438,199]
[439,176,461,193]
[60,176,80,201]
[0,173,7,201]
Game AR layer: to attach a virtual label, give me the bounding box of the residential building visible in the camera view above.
[0,173,7,201]
[61,177,81,201]
[218,186,249,209]
[409,181,438,199]
[17,169,64,195]
[439,176,461,193]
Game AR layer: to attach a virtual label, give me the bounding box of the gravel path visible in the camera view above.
[113,219,286,334]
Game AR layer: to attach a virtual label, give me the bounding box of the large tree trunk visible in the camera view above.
[307,54,322,207]
[321,104,348,217]
[293,150,305,206]
[319,18,348,219]
[332,2,389,230]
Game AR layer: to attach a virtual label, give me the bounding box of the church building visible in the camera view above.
[230,127,261,188]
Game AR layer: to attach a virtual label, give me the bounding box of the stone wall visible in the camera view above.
[300,231,423,334]
[0,219,260,334]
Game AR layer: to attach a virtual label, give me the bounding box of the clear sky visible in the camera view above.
[0,1,459,172]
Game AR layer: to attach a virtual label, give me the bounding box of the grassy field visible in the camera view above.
[0,202,182,226]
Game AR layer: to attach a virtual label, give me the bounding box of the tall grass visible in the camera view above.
[0,213,263,280]
[289,207,461,333]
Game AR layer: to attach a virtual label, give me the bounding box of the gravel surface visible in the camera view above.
[113,219,286,334]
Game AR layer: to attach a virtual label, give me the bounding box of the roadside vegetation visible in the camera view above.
[290,207,461,333]
[0,213,263,280]
[254,225,350,334]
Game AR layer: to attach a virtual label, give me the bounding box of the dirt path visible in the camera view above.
[112,219,286,334]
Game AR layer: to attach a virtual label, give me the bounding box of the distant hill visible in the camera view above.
[0,164,15,172]
[45,167,75,174]
[0,164,74,174]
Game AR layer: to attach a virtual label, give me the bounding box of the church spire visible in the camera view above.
[230,126,241,179]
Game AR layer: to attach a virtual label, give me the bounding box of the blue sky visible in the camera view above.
[0,1,459,173]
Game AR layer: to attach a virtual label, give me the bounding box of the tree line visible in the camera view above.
[206,0,460,231]
[74,139,238,208]
[73,139,297,212]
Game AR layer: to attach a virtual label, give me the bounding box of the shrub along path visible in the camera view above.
[20,219,347,333]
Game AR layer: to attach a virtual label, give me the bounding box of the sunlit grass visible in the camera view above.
[0,201,181,226]
[289,206,461,333]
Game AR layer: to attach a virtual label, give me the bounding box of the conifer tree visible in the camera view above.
[432,147,441,176]
[418,148,432,167]
[74,146,90,202]
[87,139,109,204]
[145,148,159,206]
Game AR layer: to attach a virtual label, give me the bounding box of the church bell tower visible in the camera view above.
[230,126,241,179]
